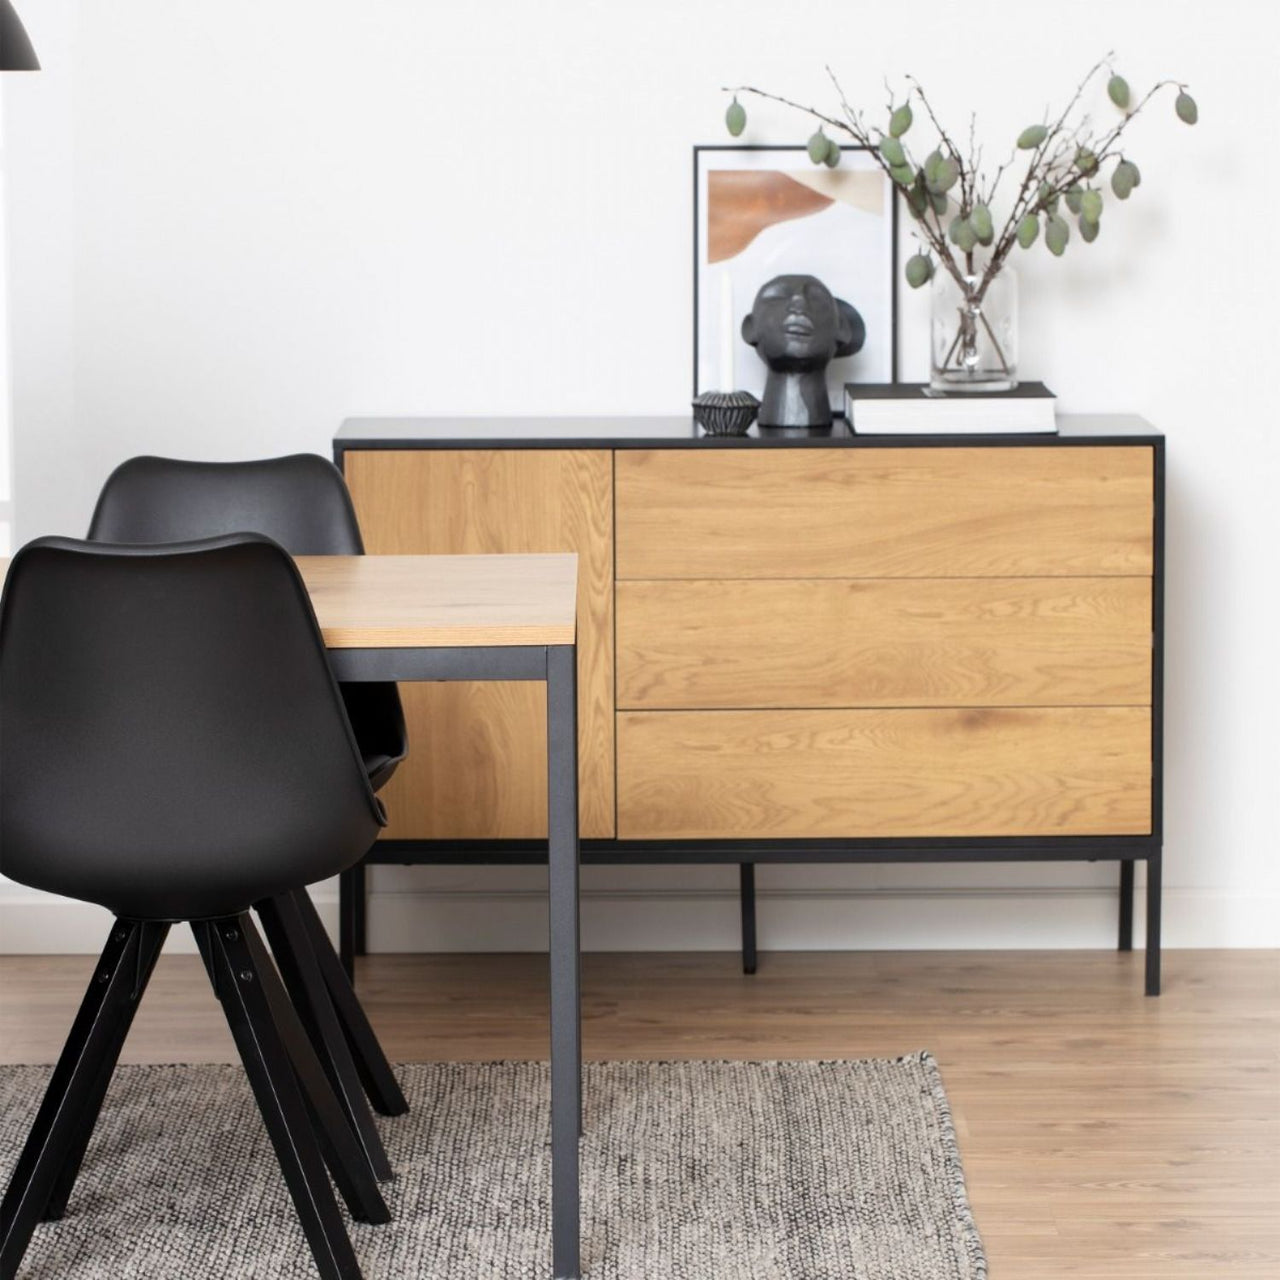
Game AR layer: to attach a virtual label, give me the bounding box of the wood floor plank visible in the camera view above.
[1,949,1276,1278]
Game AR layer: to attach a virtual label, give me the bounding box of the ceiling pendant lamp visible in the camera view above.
[0,0,39,71]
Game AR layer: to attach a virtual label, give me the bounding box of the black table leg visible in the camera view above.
[547,643,581,1280]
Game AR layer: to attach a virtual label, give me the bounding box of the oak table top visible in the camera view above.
[294,553,578,649]
[0,552,580,651]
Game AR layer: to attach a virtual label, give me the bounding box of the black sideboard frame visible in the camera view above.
[334,418,1165,995]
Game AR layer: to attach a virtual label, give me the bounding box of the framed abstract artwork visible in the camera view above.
[693,145,899,404]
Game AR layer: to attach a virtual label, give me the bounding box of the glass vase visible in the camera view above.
[930,267,1018,392]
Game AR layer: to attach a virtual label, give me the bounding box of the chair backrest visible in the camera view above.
[0,535,385,921]
[87,454,405,778]
[89,454,366,552]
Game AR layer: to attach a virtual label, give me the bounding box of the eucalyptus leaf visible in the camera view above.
[1065,185,1084,215]
[1016,213,1040,248]
[926,156,960,195]
[824,137,842,168]
[880,135,906,168]
[1176,91,1198,124]
[725,97,747,137]
[1079,215,1100,243]
[1111,161,1136,199]
[1075,147,1099,176]
[971,203,994,245]
[889,102,913,138]
[1107,74,1131,110]
[1017,124,1048,150]
[949,215,978,253]
[1080,188,1103,221]
[904,252,933,288]
[1045,214,1070,256]
[807,129,829,164]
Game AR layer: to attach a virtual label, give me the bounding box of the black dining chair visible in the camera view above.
[0,535,390,1280]
[87,454,410,1177]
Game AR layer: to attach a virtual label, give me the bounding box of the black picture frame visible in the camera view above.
[693,144,900,406]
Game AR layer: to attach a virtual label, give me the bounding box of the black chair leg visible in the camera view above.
[40,920,169,1222]
[295,889,408,1118]
[195,916,369,1280]
[1,919,167,1278]
[257,894,394,1182]
[232,919,390,1224]
[739,863,758,976]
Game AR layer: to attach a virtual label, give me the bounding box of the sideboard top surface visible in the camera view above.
[336,414,1161,452]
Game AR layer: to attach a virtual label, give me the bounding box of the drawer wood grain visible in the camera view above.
[615,447,1153,580]
[617,707,1151,839]
[617,577,1153,710]
[345,448,614,839]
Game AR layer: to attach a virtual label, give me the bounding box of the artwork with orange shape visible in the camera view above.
[695,148,897,402]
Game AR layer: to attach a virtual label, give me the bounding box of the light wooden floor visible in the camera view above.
[2,949,1277,1278]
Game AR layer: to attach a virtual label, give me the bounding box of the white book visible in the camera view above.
[845,382,1057,434]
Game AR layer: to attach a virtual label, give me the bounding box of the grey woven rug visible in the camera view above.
[0,1054,985,1279]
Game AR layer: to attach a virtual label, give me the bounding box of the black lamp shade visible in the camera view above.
[0,0,39,71]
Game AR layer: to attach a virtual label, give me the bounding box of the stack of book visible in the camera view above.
[844,382,1057,434]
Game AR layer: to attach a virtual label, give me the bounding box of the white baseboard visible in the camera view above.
[0,892,342,956]
[2,884,1276,954]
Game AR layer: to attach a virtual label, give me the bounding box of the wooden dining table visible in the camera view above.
[0,548,585,1280]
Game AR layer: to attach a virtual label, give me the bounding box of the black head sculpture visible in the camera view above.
[741,274,866,428]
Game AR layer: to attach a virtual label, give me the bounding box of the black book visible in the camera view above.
[844,382,1057,434]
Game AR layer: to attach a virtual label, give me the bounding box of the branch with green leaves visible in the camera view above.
[722,58,1198,301]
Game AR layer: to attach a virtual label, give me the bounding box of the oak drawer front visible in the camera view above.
[616,707,1152,839]
[616,577,1153,710]
[345,448,615,839]
[615,447,1153,579]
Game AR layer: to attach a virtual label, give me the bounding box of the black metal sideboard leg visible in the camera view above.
[739,863,758,975]
[1118,859,1135,952]
[339,863,367,980]
[1145,848,1162,997]
[353,860,368,955]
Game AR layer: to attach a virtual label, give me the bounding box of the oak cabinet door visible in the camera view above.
[616,446,1154,579]
[345,449,614,839]
[618,707,1152,840]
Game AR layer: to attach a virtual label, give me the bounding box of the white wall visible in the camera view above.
[2,0,1277,953]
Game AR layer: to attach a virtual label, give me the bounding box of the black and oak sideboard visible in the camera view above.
[334,415,1165,993]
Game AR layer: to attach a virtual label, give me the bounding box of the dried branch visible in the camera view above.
[725,56,1195,307]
